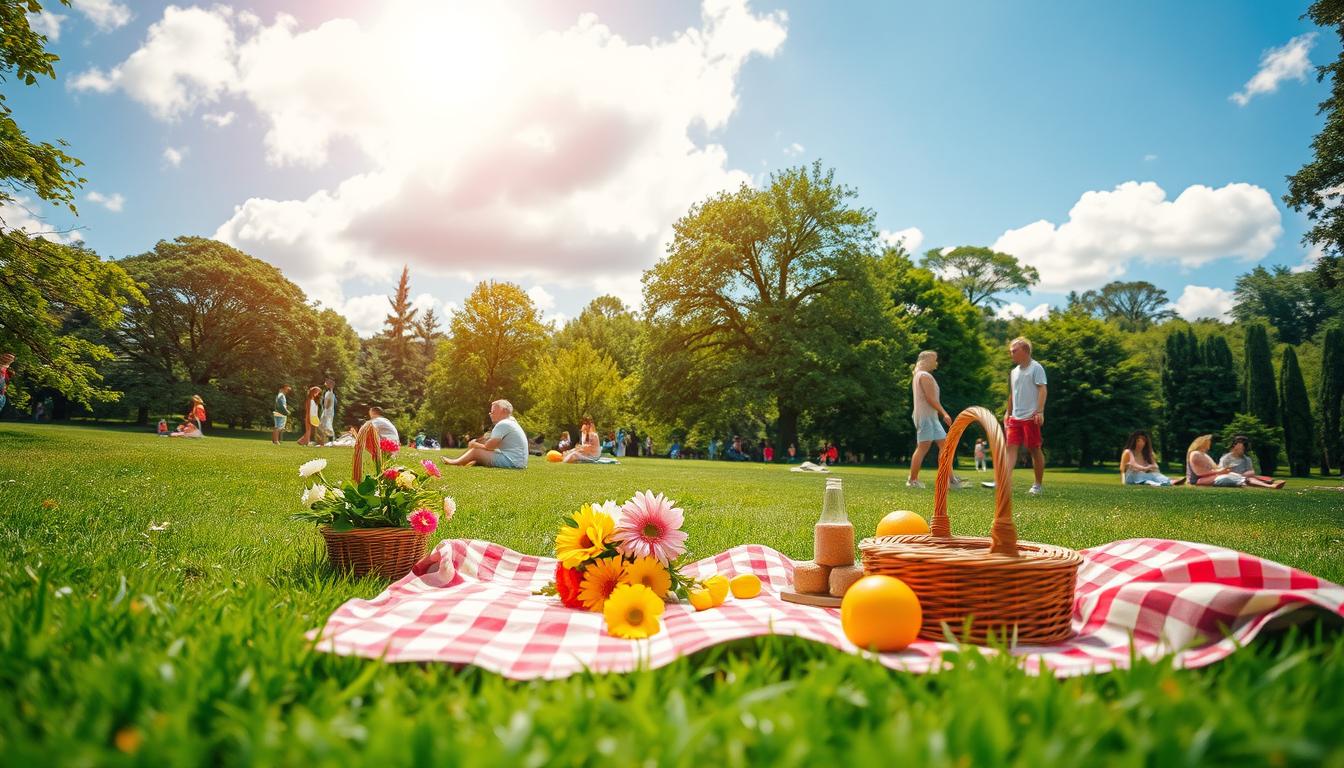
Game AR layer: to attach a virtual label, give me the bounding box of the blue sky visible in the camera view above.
[9,0,1332,333]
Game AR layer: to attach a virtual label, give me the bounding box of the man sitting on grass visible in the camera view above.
[366,406,400,445]
[444,399,528,469]
[1218,435,1281,487]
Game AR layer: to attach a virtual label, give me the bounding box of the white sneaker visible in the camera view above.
[1028,484,1042,496]
[949,476,966,490]
[905,479,925,489]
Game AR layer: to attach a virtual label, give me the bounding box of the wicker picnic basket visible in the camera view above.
[859,406,1082,644]
[319,422,428,579]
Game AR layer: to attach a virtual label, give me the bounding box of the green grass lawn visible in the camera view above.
[2,422,1343,766]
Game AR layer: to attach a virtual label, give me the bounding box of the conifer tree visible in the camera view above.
[1318,326,1344,474]
[1242,323,1280,473]
[1279,346,1315,477]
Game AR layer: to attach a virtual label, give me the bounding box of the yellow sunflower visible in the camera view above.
[620,556,671,598]
[555,503,615,569]
[577,557,625,612]
[603,583,665,639]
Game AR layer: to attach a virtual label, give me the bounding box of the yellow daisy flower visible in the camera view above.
[603,583,665,639]
[555,504,615,569]
[620,556,671,598]
[577,557,625,612]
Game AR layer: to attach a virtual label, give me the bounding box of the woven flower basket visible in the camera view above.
[320,525,428,579]
[859,406,1082,645]
[318,421,428,579]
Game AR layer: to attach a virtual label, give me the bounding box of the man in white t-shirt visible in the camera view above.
[443,399,529,469]
[366,406,400,444]
[319,378,337,445]
[1004,336,1048,495]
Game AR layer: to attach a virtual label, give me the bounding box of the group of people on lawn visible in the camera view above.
[908,336,1285,492]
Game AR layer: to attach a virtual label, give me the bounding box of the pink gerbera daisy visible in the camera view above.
[408,508,438,533]
[422,459,441,478]
[380,438,400,454]
[382,468,399,480]
[613,490,687,565]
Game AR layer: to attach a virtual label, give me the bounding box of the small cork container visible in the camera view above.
[814,522,855,566]
[792,560,832,594]
[828,564,865,597]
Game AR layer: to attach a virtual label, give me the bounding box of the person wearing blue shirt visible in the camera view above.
[443,399,529,469]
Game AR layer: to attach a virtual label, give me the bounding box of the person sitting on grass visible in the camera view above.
[1219,435,1281,487]
[444,399,528,469]
[157,419,169,437]
[1186,435,1281,488]
[724,435,750,461]
[563,417,603,463]
[1120,430,1172,486]
[556,430,573,452]
[366,406,400,445]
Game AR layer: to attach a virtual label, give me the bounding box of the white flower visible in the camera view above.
[442,496,457,521]
[301,483,327,508]
[593,499,622,525]
[298,458,328,478]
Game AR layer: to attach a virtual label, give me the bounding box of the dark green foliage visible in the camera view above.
[1231,266,1331,345]
[1242,324,1279,435]
[1074,281,1178,331]
[1279,346,1315,477]
[1320,327,1344,474]
[1158,327,1238,469]
[1221,413,1284,474]
[919,245,1039,310]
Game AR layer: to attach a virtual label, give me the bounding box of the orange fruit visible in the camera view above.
[688,588,714,611]
[703,575,729,606]
[840,575,922,652]
[875,510,930,537]
[546,450,563,462]
[729,573,761,599]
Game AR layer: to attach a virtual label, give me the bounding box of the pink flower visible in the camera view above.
[380,438,400,454]
[382,468,399,480]
[408,508,438,533]
[613,490,687,565]
[422,459,441,478]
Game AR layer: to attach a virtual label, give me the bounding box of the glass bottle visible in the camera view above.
[814,477,855,566]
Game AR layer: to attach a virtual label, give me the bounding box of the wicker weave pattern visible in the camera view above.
[859,406,1082,644]
[318,421,427,580]
[320,526,428,579]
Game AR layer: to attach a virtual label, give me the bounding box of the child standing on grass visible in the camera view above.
[974,438,986,471]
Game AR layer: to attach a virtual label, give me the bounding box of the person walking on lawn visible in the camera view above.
[1004,336,1048,495]
[906,350,964,489]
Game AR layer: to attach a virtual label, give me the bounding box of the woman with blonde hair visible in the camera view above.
[296,386,321,446]
[1186,435,1279,488]
[563,416,602,463]
[907,350,963,489]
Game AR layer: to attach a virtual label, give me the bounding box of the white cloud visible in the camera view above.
[202,111,236,126]
[526,285,556,313]
[321,290,457,337]
[1231,33,1316,106]
[69,6,238,119]
[783,141,804,156]
[996,302,1051,321]
[1173,285,1234,322]
[163,146,185,167]
[878,227,924,255]
[27,11,65,41]
[0,196,75,243]
[70,0,131,31]
[1293,242,1326,274]
[86,191,125,212]
[990,180,1282,293]
[1143,153,1158,162]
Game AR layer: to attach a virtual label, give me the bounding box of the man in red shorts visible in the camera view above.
[1004,336,1048,495]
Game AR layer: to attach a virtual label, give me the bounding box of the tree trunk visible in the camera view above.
[136,405,149,425]
[776,402,799,460]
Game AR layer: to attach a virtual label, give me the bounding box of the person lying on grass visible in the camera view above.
[443,399,528,469]
[1186,434,1282,489]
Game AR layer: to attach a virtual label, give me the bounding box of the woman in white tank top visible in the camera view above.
[906,350,956,489]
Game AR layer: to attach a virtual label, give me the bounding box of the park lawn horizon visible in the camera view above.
[2,422,1343,765]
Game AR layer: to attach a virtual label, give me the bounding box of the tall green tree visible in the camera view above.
[0,237,141,409]
[381,265,420,395]
[1279,346,1315,477]
[1075,281,1178,332]
[345,344,407,427]
[1242,323,1280,473]
[1160,327,1201,467]
[1020,310,1154,467]
[1317,326,1344,474]
[301,308,361,420]
[1231,266,1330,345]
[524,340,626,441]
[424,280,545,436]
[920,246,1039,310]
[641,162,878,456]
[0,0,83,215]
[107,237,315,426]
[1285,0,1344,313]
[554,295,643,376]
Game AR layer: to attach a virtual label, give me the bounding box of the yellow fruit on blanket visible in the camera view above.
[703,575,729,606]
[688,588,714,611]
[730,573,761,599]
[840,575,922,652]
[875,510,930,537]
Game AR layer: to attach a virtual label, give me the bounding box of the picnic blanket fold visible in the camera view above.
[307,537,1344,680]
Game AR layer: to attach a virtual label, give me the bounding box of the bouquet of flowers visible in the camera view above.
[290,439,456,533]
[546,490,696,639]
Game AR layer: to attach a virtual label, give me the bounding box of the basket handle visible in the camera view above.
[931,406,1018,557]
[351,421,383,483]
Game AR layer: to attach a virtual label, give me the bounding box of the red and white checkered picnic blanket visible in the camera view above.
[309,538,1344,679]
